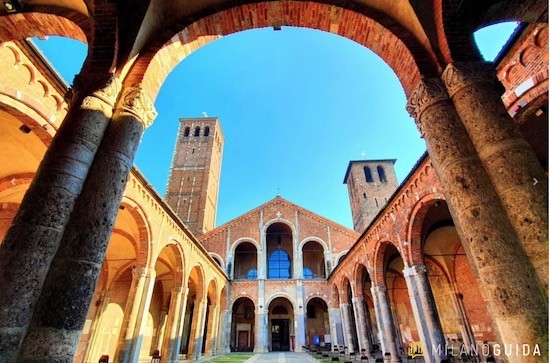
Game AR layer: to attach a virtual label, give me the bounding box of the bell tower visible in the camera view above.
[165,117,224,236]
[343,159,398,233]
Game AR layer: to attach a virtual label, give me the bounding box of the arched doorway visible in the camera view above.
[305,297,329,349]
[230,297,255,352]
[268,297,294,351]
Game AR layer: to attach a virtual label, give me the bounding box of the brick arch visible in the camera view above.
[206,279,218,304]
[153,240,186,288]
[0,10,89,44]
[187,264,206,301]
[230,237,260,255]
[434,0,546,65]
[339,275,353,302]
[120,196,153,267]
[124,1,439,100]
[329,283,340,308]
[371,239,401,286]
[0,87,63,146]
[352,262,371,298]
[230,294,256,309]
[405,192,446,266]
[0,173,34,194]
[304,294,329,307]
[266,293,295,310]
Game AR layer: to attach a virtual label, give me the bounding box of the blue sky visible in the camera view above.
[34,22,517,230]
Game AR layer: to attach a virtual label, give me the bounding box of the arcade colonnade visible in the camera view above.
[0,0,547,362]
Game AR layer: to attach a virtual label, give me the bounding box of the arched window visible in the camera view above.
[194,126,201,136]
[377,165,387,183]
[364,166,373,182]
[303,267,314,279]
[246,268,257,280]
[268,250,291,279]
[204,126,210,136]
[183,127,190,137]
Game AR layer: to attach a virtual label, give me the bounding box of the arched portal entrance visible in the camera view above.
[305,298,329,349]
[268,297,295,351]
[230,297,256,352]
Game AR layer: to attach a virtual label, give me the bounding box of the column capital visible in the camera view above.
[405,78,449,135]
[132,266,149,278]
[442,61,499,98]
[370,285,387,295]
[403,264,428,277]
[78,75,122,116]
[351,296,364,304]
[114,84,157,128]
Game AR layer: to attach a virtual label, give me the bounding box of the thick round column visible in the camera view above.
[442,62,548,290]
[403,265,445,363]
[371,285,401,362]
[0,76,120,362]
[406,78,547,362]
[19,85,156,362]
[351,296,372,355]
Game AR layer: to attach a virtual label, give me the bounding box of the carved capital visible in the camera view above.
[132,266,148,278]
[442,61,499,98]
[406,78,449,136]
[371,284,387,295]
[411,264,428,275]
[114,85,157,129]
[79,75,122,116]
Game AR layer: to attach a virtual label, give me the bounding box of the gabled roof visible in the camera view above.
[200,195,359,240]
[342,159,397,184]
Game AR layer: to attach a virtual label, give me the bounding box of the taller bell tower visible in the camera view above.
[343,159,398,233]
[165,117,224,236]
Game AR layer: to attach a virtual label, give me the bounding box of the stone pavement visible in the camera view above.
[244,352,318,363]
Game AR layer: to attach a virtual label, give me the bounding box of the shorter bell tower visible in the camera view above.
[343,159,398,233]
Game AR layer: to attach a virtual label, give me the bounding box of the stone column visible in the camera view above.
[122,268,157,362]
[340,303,355,354]
[352,296,372,355]
[327,307,343,348]
[161,287,183,361]
[442,62,548,290]
[371,285,401,362]
[403,265,445,363]
[406,78,547,362]
[218,308,231,354]
[20,84,157,362]
[255,306,268,352]
[83,290,112,362]
[295,280,306,351]
[191,297,207,360]
[0,76,121,362]
[204,299,218,355]
[170,286,189,361]
[370,286,386,354]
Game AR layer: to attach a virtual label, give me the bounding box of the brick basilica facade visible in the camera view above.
[0,1,547,363]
